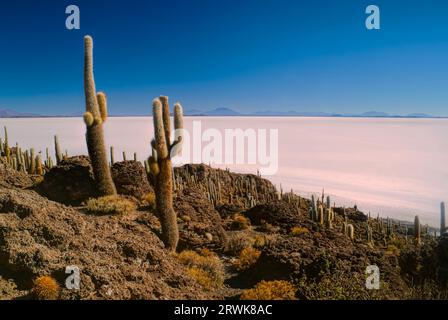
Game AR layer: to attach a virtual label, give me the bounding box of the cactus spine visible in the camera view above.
[83,35,117,196]
[441,202,446,236]
[148,97,184,251]
[414,215,421,245]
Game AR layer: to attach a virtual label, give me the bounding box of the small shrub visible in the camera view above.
[85,195,136,215]
[240,280,296,300]
[226,233,253,256]
[231,214,251,230]
[251,235,267,249]
[181,215,192,222]
[141,192,156,210]
[178,249,224,289]
[33,276,60,300]
[291,226,309,236]
[187,267,216,288]
[233,246,261,271]
[386,244,400,256]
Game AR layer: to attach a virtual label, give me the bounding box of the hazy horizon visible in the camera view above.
[1,116,446,227]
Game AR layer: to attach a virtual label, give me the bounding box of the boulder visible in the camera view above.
[37,156,97,205]
[243,201,303,229]
[174,189,228,251]
[111,161,153,199]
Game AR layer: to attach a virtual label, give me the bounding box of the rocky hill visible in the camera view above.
[0,158,447,300]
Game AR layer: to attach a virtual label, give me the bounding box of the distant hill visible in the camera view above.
[0,108,41,118]
[0,107,442,119]
[358,111,391,117]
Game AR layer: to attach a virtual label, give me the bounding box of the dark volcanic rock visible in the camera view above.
[243,201,303,229]
[38,156,97,205]
[174,189,228,251]
[247,232,407,299]
[0,158,33,189]
[215,203,244,219]
[111,161,152,199]
[0,188,216,300]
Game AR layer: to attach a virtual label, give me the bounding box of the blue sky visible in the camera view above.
[0,0,447,116]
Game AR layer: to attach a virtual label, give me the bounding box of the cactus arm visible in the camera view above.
[97,92,108,123]
[170,102,184,157]
[152,99,169,159]
[83,112,94,126]
[159,96,171,147]
[84,36,100,118]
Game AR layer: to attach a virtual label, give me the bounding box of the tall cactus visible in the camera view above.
[441,202,446,236]
[347,224,355,240]
[414,215,421,245]
[148,97,184,251]
[4,127,10,161]
[83,35,117,196]
[54,135,63,165]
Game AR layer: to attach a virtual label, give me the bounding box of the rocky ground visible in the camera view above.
[0,157,447,300]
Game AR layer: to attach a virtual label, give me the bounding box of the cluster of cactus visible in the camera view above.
[174,166,277,209]
[341,217,355,240]
[83,35,117,196]
[0,127,66,175]
[282,190,302,214]
[147,96,184,251]
[309,192,334,228]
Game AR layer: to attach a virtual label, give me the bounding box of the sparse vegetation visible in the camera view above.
[251,234,267,249]
[141,192,156,210]
[291,226,309,236]
[33,275,60,300]
[85,195,136,215]
[178,249,224,290]
[226,233,253,255]
[233,246,261,271]
[240,280,296,300]
[231,214,251,230]
[386,244,400,255]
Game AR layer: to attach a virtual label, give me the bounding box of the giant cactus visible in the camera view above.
[148,96,183,251]
[414,215,421,245]
[83,35,117,196]
[441,202,446,236]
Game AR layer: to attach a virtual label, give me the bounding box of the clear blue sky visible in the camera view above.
[0,0,447,116]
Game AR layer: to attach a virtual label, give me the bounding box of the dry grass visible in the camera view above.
[231,214,251,230]
[240,280,296,300]
[178,249,224,290]
[33,276,60,300]
[251,234,267,249]
[141,192,156,210]
[386,244,400,256]
[233,246,261,271]
[85,195,136,215]
[291,226,309,236]
[226,233,253,255]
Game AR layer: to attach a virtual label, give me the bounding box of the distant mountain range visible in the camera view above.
[182,108,439,118]
[0,108,41,118]
[0,108,442,119]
